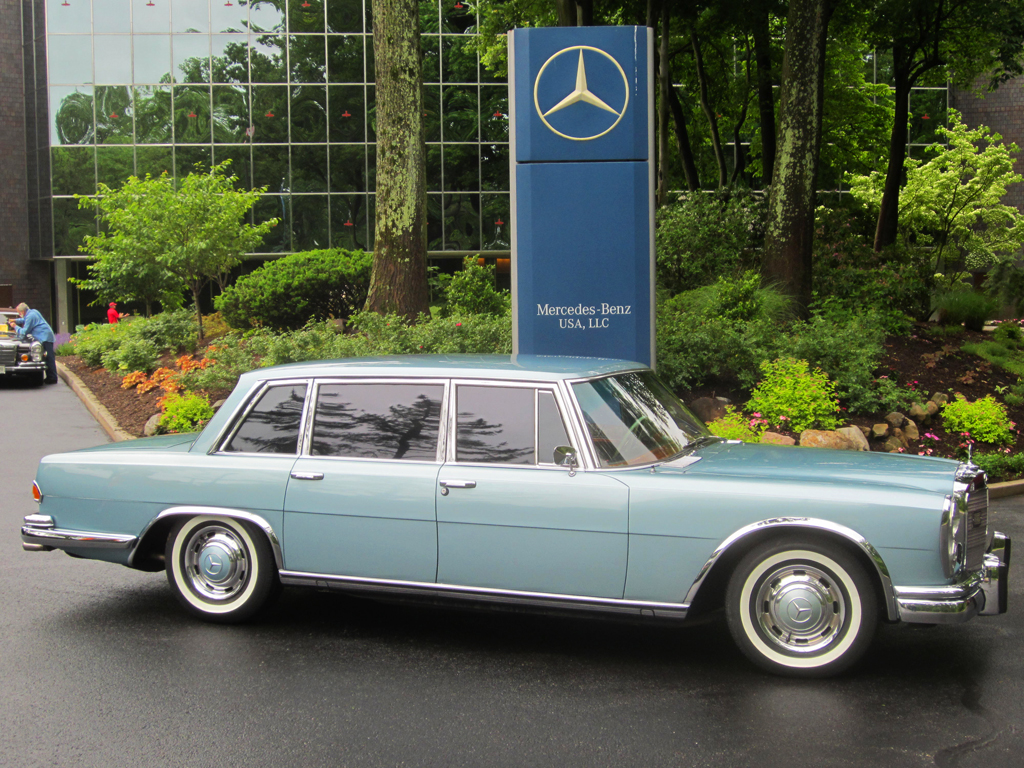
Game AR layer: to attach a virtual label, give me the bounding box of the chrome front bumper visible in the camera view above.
[21,514,138,552]
[896,531,1011,624]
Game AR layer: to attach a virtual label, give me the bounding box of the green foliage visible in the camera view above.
[655,191,766,294]
[707,407,762,443]
[158,392,215,434]
[73,322,131,367]
[942,396,1015,445]
[747,358,842,432]
[970,451,1024,482]
[215,249,373,331]
[434,258,511,317]
[54,342,76,357]
[933,289,998,332]
[961,339,1024,378]
[101,337,159,374]
[177,337,259,392]
[128,308,198,352]
[994,323,1024,345]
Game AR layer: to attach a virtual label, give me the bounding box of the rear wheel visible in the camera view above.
[165,515,279,623]
[725,538,878,677]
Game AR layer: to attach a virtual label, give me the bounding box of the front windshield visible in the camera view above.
[572,371,711,468]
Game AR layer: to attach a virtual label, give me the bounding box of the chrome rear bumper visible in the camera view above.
[896,531,1011,624]
[21,514,138,552]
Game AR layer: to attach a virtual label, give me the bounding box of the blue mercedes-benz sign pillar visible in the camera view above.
[509,26,654,366]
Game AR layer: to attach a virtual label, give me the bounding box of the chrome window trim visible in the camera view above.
[303,376,450,462]
[213,378,313,457]
[206,378,265,455]
[448,378,579,468]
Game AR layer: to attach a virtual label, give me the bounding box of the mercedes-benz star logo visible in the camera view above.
[533,46,629,141]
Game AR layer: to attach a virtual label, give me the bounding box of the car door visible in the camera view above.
[436,381,629,599]
[282,378,445,583]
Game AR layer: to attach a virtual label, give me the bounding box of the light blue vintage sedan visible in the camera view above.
[22,355,1011,676]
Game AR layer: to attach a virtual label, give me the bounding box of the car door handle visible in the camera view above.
[290,471,324,481]
[439,480,476,495]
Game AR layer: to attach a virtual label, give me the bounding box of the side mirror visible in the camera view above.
[553,445,578,476]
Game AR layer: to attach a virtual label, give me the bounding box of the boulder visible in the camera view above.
[144,413,162,437]
[760,431,796,446]
[883,436,905,453]
[212,399,227,412]
[689,397,727,424]
[903,421,920,441]
[893,427,910,450]
[885,412,906,429]
[872,423,890,439]
[909,402,930,424]
[837,426,870,451]
[926,400,940,418]
[931,392,949,406]
[799,430,857,450]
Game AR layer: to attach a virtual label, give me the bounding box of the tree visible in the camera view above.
[76,162,277,337]
[365,0,431,319]
[763,0,837,313]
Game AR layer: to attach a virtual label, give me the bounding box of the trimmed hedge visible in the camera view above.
[215,249,372,331]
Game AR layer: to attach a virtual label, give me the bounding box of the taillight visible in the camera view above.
[32,481,42,503]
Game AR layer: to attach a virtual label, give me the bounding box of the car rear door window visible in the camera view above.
[456,386,570,465]
[537,390,570,465]
[225,384,308,454]
[311,382,444,460]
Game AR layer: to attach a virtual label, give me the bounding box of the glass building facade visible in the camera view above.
[32,0,511,270]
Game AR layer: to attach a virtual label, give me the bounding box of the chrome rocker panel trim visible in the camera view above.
[22,514,137,552]
[279,571,690,620]
[895,530,1011,623]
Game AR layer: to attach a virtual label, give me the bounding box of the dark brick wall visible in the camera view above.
[951,79,1024,213]
[0,0,50,318]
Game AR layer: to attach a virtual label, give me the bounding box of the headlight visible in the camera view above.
[941,495,967,577]
[30,342,43,362]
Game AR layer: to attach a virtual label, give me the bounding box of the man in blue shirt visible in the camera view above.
[7,303,58,384]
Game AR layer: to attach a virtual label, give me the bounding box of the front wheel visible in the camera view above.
[165,515,279,623]
[725,538,878,677]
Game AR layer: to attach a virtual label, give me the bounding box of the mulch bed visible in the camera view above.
[61,356,165,437]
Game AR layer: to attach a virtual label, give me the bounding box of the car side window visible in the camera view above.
[456,386,570,465]
[311,383,444,460]
[224,384,308,454]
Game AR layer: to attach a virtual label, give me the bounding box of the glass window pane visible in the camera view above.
[910,89,947,145]
[312,383,443,459]
[93,0,130,33]
[328,85,364,142]
[175,144,212,179]
[134,36,172,83]
[440,193,479,251]
[212,0,248,33]
[134,85,173,143]
[327,35,365,83]
[422,35,440,83]
[173,84,212,142]
[291,144,328,192]
[291,194,329,249]
[443,4,475,33]
[252,85,289,142]
[132,0,171,33]
[254,195,291,251]
[249,34,287,83]
[329,145,366,192]
[94,86,134,144]
[48,36,93,85]
[226,385,308,454]
[538,391,570,465]
[480,86,508,142]
[290,36,327,82]
[457,386,534,464]
[253,144,289,189]
[291,84,327,141]
[135,145,173,179]
[423,84,441,142]
[289,0,325,33]
[47,0,92,34]
[94,35,133,84]
[480,143,508,191]
[96,146,135,186]
[174,34,212,83]
[443,144,479,192]
[212,35,249,83]
[426,145,441,191]
[250,0,285,31]
[327,0,363,33]
[172,0,210,33]
[442,36,477,83]
[50,147,96,196]
[52,197,97,255]
[50,86,95,145]
[443,85,478,141]
[330,194,370,250]
[212,144,252,188]
[481,194,510,250]
[212,84,249,142]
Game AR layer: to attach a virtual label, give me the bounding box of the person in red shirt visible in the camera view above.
[107,302,120,324]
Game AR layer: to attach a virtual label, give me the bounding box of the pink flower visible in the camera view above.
[455,322,462,327]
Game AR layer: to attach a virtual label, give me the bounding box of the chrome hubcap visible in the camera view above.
[183,526,249,602]
[755,563,845,654]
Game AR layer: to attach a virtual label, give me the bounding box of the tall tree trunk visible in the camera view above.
[874,57,912,252]
[191,284,205,340]
[555,0,576,25]
[366,0,430,320]
[751,4,776,187]
[656,0,670,205]
[691,31,728,188]
[763,0,834,315]
[667,87,700,191]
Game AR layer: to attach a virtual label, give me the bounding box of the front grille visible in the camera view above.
[0,346,17,366]
[966,489,989,570]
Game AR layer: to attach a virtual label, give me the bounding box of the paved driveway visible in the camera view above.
[2,377,1022,767]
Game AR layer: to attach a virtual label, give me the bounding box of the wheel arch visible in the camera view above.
[684,517,898,622]
[128,506,284,572]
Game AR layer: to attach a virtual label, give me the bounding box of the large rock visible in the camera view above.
[689,397,727,424]
[931,392,949,406]
[799,430,857,450]
[903,421,920,441]
[760,431,796,446]
[926,400,940,418]
[143,413,162,437]
[212,399,227,412]
[836,426,870,451]
[885,412,906,429]
[872,423,890,439]
[882,436,905,453]
[892,427,910,450]
[909,402,930,424]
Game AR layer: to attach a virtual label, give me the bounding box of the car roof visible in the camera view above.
[241,354,647,384]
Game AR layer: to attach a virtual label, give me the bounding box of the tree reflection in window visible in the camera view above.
[456,386,534,465]
[311,383,443,460]
[226,384,308,454]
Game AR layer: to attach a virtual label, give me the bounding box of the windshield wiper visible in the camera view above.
[677,435,723,456]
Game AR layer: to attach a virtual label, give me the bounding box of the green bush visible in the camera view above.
[707,407,762,443]
[942,395,1015,445]
[74,322,131,367]
[176,336,259,392]
[215,249,372,331]
[130,308,198,352]
[970,451,1024,482]
[933,289,998,332]
[101,337,159,374]
[55,342,76,356]
[435,258,511,317]
[747,358,841,432]
[158,392,215,434]
[655,190,766,294]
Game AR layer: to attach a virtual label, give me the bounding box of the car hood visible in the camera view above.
[70,433,199,453]
[664,441,960,496]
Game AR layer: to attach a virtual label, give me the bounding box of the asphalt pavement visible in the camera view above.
[2,374,1023,768]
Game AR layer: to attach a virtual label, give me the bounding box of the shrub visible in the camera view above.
[55,342,76,356]
[435,258,511,317]
[130,308,198,352]
[215,249,373,331]
[707,407,762,443]
[970,450,1024,482]
[933,289,998,332]
[746,358,841,432]
[656,190,766,294]
[158,392,215,434]
[101,337,159,373]
[942,395,1015,445]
